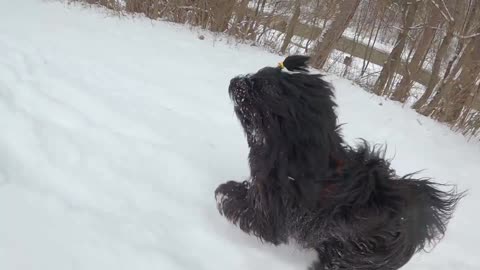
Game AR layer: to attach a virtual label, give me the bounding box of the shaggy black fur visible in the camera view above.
[215,55,464,270]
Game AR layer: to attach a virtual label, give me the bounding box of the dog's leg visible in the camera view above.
[215,180,283,245]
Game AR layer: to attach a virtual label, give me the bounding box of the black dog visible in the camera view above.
[215,55,463,269]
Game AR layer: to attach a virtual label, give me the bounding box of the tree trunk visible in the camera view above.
[455,77,480,132]
[280,0,302,54]
[361,7,383,76]
[244,0,265,39]
[412,30,455,110]
[413,0,464,110]
[311,0,361,68]
[373,0,419,96]
[210,0,236,32]
[420,39,472,117]
[419,0,479,117]
[436,28,480,123]
[231,0,250,35]
[391,4,442,102]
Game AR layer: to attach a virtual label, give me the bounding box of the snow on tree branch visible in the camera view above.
[455,32,480,39]
[429,0,454,23]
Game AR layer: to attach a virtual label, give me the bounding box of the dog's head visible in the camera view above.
[228,56,342,156]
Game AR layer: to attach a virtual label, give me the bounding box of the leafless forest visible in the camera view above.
[75,0,480,138]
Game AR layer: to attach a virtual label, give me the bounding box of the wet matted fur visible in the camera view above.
[215,55,464,270]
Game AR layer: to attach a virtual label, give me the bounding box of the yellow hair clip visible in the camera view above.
[278,62,285,70]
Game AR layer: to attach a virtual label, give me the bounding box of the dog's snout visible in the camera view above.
[229,76,252,102]
[229,77,251,90]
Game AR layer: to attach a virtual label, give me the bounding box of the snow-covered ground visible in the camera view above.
[0,1,479,269]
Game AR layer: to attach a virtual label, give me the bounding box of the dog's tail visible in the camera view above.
[398,177,464,251]
[327,142,465,269]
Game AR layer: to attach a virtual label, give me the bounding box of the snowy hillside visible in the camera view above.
[0,1,479,269]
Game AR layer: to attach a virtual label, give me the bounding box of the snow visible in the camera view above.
[342,28,396,54]
[323,50,426,105]
[0,0,479,269]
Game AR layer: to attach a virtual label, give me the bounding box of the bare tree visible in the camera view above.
[391,2,443,102]
[373,0,420,96]
[311,0,361,68]
[419,0,479,119]
[230,0,250,36]
[431,28,480,123]
[360,1,387,76]
[209,0,236,32]
[280,0,302,54]
[413,0,463,110]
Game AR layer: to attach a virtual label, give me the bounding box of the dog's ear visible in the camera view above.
[282,55,310,72]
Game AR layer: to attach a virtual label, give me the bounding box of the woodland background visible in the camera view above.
[74,0,480,138]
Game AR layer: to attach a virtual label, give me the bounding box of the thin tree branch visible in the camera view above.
[439,0,454,22]
[429,0,453,23]
[455,32,480,39]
